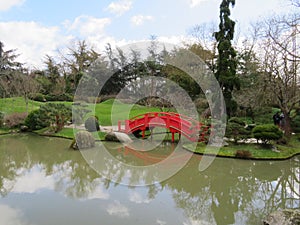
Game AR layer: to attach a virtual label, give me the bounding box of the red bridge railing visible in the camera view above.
[118,112,210,142]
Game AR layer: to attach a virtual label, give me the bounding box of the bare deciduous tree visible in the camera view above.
[257,13,300,135]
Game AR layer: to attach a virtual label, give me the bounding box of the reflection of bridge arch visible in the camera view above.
[116,144,193,166]
[118,112,210,142]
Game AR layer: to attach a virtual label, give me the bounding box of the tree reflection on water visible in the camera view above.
[0,134,299,225]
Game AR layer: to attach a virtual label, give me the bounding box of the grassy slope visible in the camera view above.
[0,97,159,124]
[93,99,161,126]
[0,97,42,114]
[0,97,74,114]
[0,97,160,139]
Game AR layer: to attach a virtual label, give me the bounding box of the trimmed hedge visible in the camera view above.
[29,93,73,102]
[226,117,251,143]
[252,124,283,144]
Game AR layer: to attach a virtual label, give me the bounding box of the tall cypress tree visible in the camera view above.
[215,0,240,117]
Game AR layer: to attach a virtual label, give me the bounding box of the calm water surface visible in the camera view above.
[0,134,299,225]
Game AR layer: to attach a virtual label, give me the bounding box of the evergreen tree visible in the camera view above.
[214,0,240,117]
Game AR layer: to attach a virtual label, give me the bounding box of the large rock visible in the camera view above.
[20,125,29,132]
[263,209,300,225]
[72,131,95,150]
[104,132,132,143]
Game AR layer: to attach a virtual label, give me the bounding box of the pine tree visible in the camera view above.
[214,0,240,117]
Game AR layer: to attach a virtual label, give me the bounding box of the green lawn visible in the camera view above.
[34,127,107,141]
[184,134,300,160]
[81,99,161,126]
[0,97,75,115]
[0,97,161,126]
[0,97,42,114]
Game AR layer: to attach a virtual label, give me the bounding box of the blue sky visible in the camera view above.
[0,0,296,68]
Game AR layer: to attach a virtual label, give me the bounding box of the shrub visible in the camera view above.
[252,124,283,144]
[226,117,251,143]
[30,93,46,102]
[44,93,73,102]
[84,116,100,132]
[25,103,71,132]
[291,115,300,133]
[4,112,28,128]
[194,98,209,113]
[235,150,252,159]
[253,107,274,124]
[25,110,49,130]
[41,103,72,132]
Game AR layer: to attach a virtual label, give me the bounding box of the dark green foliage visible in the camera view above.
[226,117,251,143]
[252,124,283,144]
[29,93,46,102]
[214,0,240,117]
[25,110,49,130]
[84,116,100,132]
[291,115,300,133]
[44,93,73,102]
[164,64,201,100]
[291,108,300,133]
[29,93,73,102]
[253,107,274,124]
[25,103,71,132]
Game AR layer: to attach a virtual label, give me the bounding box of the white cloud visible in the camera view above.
[156,219,167,225]
[6,166,55,194]
[183,218,213,225]
[131,15,153,26]
[189,0,208,8]
[64,15,111,37]
[0,21,67,68]
[0,0,25,11]
[129,191,151,204]
[85,184,110,200]
[63,15,115,55]
[106,0,133,16]
[0,205,29,225]
[107,200,130,218]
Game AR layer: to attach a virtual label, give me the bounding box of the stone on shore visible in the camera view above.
[263,209,300,225]
[72,131,95,150]
[104,132,132,143]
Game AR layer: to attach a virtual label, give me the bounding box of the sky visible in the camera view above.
[0,0,297,68]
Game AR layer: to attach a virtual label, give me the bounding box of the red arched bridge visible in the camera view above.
[118,112,210,142]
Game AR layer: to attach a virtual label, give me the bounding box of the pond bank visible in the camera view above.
[1,127,300,160]
[183,135,300,160]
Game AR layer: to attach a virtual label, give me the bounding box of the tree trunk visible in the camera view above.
[24,94,29,114]
[282,110,292,137]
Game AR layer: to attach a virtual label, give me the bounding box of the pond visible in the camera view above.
[0,134,299,225]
